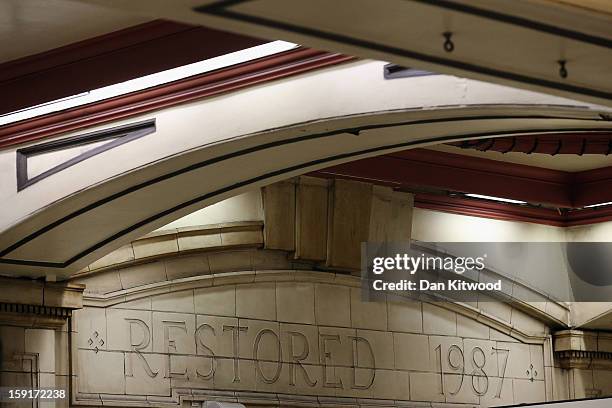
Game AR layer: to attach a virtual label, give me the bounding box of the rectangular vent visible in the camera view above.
[384,64,436,79]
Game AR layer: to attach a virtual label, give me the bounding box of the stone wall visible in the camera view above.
[5,178,612,407]
[72,270,551,407]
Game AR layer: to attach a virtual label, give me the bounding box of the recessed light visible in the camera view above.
[583,201,612,209]
[465,193,527,205]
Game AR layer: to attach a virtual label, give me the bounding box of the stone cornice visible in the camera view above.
[554,329,612,368]
[0,276,84,328]
[76,221,264,275]
[0,276,84,308]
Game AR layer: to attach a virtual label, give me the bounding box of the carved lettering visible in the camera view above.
[195,323,216,380]
[222,324,248,383]
[287,331,316,387]
[125,318,158,378]
[113,309,521,401]
[162,320,188,379]
[320,334,342,388]
[253,329,282,384]
[349,336,375,390]
[435,343,511,398]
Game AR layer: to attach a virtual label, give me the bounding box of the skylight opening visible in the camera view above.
[465,193,527,205]
[0,40,298,127]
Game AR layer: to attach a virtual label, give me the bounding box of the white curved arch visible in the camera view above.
[1,60,611,278]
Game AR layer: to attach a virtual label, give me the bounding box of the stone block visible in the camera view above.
[326,179,372,270]
[393,332,430,371]
[76,269,122,294]
[295,176,328,261]
[106,308,152,352]
[194,285,236,317]
[387,298,423,333]
[318,326,356,367]
[133,234,178,259]
[0,325,25,361]
[89,244,134,270]
[151,290,194,313]
[512,379,546,404]
[77,350,125,394]
[124,353,170,396]
[177,228,222,252]
[74,307,106,350]
[457,314,489,340]
[195,315,239,359]
[423,303,457,336]
[152,312,196,355]
[409,372,445,402]
[119,262,167,289]
[276,282,315,324]
[350,287,387,331]
[315,284,350,327]
[280,323,319,365]
[208,250,253,273]
[164,254,210,280]
[495,341,531,380]
[356,329,394,369]
[262,180,296,251]
[238,319,280,361]
[236,282,276,320]
[0,277,43,305]
[214,357,256,391]
[25,329,55,373]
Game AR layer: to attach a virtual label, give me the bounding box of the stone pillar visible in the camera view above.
[553,329,612,398]
[262,176,414,273]
[0,277,84,407]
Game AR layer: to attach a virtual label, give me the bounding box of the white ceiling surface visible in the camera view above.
[1,61,610,278]
[74,0,612,108]
[0,0,148,64]
[428,144,612,172]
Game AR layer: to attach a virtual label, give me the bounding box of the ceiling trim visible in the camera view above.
[414,192,567,226]
[413,193,612,227]
[313,148,612,208]
[451,133,612,155]
[0,48,355,149]
[0,19,265,117]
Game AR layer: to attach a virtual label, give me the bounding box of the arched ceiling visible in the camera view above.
[0,60,611,279]
[72,0,612,107]
[0,0,611,281]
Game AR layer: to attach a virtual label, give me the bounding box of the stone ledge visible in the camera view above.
[80,221,264,274]
[554,329,612,369]
[0,276,84,309]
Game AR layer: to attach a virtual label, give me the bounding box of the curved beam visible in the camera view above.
[0,60,611,278]
[77,0,612,107]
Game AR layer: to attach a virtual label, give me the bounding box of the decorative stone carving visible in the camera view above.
[72,273,549,406]
[554,330,612,369]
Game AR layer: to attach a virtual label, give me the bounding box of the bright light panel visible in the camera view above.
[465,193,527,205]
[583,201,612,209]
[0,40,298,127]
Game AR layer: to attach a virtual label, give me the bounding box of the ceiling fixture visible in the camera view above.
[464,193,527,205]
